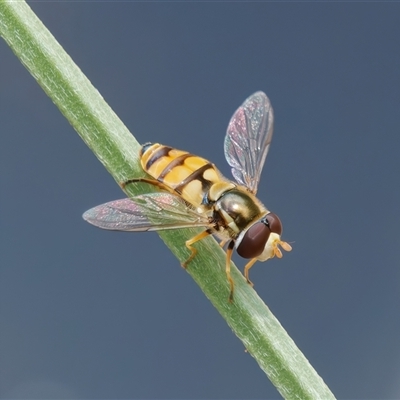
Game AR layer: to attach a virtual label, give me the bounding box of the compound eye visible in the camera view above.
[265,213,282,235]
[237,222,271,259]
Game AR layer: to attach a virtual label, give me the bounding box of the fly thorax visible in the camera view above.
[208,182,236,202]
[214,189,264,236]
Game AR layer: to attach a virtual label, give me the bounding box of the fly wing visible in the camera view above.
[224,91,274,194]
[83,193,211,231]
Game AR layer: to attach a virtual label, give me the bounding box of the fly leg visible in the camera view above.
[185,233,236,303]
[218,239,229,249]
[182,229,213,268]
[226,240,235,302]
[243,258,258,287]
[120,177,176,195]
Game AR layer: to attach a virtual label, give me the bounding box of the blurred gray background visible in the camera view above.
[1,2,400,399]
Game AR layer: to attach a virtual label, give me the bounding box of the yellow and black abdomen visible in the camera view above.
[140,143,228,207]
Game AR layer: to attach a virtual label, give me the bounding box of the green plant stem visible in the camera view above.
[0,2,335,399]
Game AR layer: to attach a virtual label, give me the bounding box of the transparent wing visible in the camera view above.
[82,193,211,232]
[224,91,274,194]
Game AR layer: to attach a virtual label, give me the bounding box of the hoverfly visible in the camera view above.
[83,92,291,301]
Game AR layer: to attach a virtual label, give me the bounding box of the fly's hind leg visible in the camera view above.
[182,229,213,268]
[120,177,177,195]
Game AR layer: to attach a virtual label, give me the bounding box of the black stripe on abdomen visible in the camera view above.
[174,163,214,192]
[158,153,193,180]
[144,145,173,171]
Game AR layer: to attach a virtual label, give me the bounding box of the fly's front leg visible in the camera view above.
[226,240,235,302]
[218,239,229,249]
[243,258,258,287]
[182,229,213,268]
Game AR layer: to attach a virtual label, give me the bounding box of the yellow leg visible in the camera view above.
[182,230,213,268]
[226,241,235,302]
[244,258,258,287]
[219,239,229,249]
[120,177,177,195]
